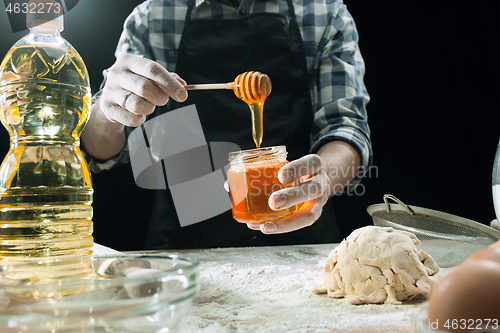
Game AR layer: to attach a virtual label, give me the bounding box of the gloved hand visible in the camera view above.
[82,54,189,161]
[99,54,187,127]
[246,154,330,234]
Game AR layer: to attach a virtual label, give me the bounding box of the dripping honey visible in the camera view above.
[227,146,297,223]
[232,71,270,148]
[247,101,263,148]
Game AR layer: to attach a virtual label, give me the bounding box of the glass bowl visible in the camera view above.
[0,254,199,333]
[493,139,500,222]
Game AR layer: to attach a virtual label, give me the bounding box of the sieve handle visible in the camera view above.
[383,194,415,215]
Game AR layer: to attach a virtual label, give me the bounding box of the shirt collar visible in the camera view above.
[196,0,243,7]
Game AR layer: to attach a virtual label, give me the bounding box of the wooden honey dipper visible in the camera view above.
[184,71,272,103]
[184,71,272,148]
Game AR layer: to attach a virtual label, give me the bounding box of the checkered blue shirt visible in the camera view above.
[89,0,372,189]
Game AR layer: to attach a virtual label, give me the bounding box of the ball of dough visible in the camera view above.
[315,226,440,305]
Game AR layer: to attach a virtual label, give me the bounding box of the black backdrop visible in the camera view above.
[0,1,499,250]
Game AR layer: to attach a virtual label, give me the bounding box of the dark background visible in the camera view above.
[0,1,498,250]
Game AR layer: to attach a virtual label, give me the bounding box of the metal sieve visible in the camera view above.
[367,194,500,268]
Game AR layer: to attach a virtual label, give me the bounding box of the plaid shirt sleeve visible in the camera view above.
[309,4,372,192]
[84,2,153,173]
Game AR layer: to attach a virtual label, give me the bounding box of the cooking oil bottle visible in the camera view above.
[0,1,93,279]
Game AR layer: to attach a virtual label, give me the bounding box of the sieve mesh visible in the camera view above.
[368,195,500,267]
[372,211,497,242]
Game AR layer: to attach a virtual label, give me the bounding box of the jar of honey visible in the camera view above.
[227,146,297,223]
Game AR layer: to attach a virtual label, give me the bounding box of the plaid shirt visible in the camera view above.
[88,0,372,189]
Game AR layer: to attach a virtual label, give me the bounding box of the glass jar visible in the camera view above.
[227,146,297,223]
[493,138,500,221]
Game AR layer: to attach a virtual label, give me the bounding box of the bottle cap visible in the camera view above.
[26,0,64,31]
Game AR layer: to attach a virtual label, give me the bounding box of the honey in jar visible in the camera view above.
[227,146,297,223]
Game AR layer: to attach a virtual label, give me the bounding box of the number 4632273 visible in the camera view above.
[5,2,62,14]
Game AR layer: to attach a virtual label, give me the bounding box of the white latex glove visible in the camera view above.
[99,54,187,127]
[247,154,330,234]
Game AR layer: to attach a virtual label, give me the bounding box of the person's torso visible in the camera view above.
[142,0,342,75]
[142,0,340,249]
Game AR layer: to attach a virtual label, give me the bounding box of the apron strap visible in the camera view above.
[286,0,297,23]
[185,0,196,22]
[185,0,298,23]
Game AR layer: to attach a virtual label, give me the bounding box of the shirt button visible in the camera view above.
[239,8,246,15]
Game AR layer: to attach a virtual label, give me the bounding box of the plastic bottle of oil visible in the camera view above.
[0,2,93,278]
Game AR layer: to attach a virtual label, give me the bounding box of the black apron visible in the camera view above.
[145,0,340,249]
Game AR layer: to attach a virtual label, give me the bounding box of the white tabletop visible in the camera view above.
[162,243,428,333]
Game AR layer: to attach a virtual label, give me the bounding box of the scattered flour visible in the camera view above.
[171,242,435,333]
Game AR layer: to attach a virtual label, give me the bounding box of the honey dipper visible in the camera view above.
[184,71,272,102]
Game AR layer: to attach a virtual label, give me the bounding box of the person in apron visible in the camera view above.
[82,0,370,250]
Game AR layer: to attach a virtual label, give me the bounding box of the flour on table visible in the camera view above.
[172,243,434,333]
[313,226,440,305]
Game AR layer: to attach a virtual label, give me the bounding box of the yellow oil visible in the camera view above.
[0,44,93,278]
